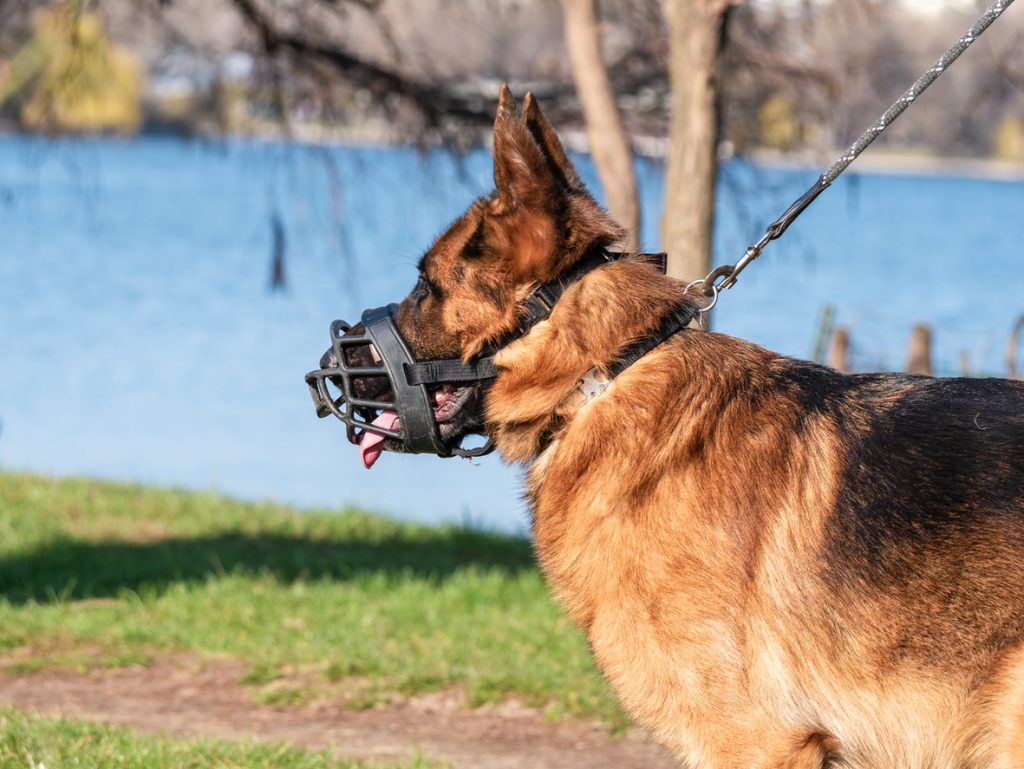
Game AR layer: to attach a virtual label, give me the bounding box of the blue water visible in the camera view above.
[1,136,1022,532]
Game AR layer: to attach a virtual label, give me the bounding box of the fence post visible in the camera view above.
[907,323,933,376]
[827,327,851,374]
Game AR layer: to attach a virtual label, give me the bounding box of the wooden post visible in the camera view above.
[906,323,933,376]
[827,326,851,374]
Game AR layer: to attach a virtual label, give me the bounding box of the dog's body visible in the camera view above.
[503,316,1024,768]
[352,88,1024,767]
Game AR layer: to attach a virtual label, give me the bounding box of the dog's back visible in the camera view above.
[821,372,1024,666]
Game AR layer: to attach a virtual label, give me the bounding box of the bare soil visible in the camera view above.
[0,656,678,769]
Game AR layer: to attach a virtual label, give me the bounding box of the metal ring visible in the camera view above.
[685,279,719,315]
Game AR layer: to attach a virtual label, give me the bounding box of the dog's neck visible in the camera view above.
[484,258,694,464]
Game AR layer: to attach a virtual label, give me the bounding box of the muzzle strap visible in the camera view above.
[404,357,498,386]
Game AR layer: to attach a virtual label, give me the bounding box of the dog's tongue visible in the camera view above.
[358,410,400,469]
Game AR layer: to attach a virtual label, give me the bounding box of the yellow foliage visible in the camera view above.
[993,114,1024,163]
[16,7,141,134]
[758,93,801,152]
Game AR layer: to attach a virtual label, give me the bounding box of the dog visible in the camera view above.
[318,87,1024,768]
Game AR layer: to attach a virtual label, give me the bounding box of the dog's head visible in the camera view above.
[317,86,624,461]
[405,86,625,343]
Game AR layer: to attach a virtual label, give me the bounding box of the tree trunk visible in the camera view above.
[661,0,733,282]
[561,0,639,250]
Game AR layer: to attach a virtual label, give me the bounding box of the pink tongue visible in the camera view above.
[358,410,400,469]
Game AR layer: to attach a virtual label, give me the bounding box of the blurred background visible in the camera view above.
[1,0,1022,532]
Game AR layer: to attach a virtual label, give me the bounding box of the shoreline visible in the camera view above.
[2,127,1023,183]
[745,148,1024,183]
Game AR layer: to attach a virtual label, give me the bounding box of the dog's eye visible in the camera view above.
[416,275,441,299]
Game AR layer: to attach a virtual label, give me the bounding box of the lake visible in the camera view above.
[1,136,1021,532]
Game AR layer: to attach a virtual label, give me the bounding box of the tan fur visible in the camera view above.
[394,87,1024,768]
[497,275,1009,769]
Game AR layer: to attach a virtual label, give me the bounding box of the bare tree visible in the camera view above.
[560,0,639,249]
[661,0,735,284]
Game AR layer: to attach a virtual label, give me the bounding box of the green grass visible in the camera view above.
[0,707,444,769]
[0,472,625,726]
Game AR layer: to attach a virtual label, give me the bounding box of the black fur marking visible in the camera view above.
[820,376,1024,666]
[827,378,1024,564]
[477,276,506,309]
[462,218,486,260]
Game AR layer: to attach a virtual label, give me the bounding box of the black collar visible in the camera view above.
[403,248,684,387]
[607,301,696,380]
[516,248,667,332]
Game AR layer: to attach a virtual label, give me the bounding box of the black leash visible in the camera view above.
[692,0,1016,306]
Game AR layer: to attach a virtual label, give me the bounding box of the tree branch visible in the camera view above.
[227,0,497,129]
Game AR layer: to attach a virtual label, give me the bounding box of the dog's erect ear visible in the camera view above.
[523,92,582,191]
[490,85,564,282]
[492,85,562,212]
[490,85,624,284]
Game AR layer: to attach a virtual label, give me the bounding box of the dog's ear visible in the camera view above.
[523,92,582,191]
[492,85,562,212]
[490,85,624,284]
[490,85,563,282]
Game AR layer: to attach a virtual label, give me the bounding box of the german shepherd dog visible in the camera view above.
[322,87,1024,768]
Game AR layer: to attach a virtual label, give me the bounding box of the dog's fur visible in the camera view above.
[374,87,1024,768]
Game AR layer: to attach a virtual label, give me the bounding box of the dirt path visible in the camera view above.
[0,657,678,769]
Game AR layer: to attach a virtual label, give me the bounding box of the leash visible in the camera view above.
[689,0,1016,311]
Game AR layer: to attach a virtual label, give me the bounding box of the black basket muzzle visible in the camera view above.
[305,304,496,458]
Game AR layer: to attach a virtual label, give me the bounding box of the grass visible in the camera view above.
[0,472,626,727]
[0,707,445,769]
